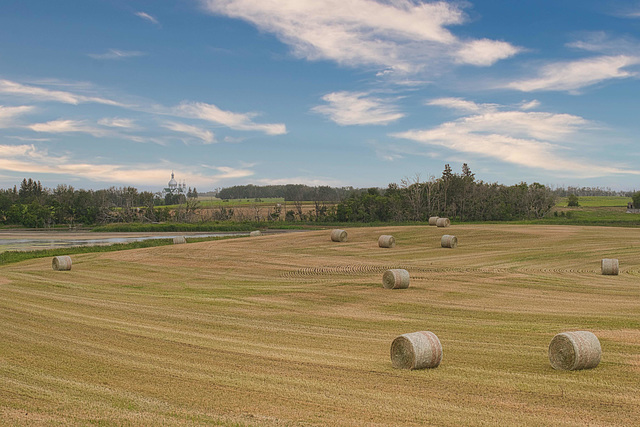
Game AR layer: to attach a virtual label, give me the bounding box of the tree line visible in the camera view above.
[217,184,359,202]
[331,164,556,222]
[0,166,561,227]
[0,179,182,227]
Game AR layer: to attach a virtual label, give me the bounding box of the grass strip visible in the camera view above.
[0,235,243,266]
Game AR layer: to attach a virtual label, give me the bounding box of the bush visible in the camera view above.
[632,192,640,209]
[567,194,579,207]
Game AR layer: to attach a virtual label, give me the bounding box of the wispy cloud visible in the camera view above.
[518,100,540,111]
[88,49,146,60]
[97,117,137,129]
[0,144,254,186]
[135,11,160,25]
[162,121,216,144]
[0,105,34,127]
[0,79,124,106]
[504,55,640,93]
[255,176,343,186]
[28,119,108,137]
[391,98,640,177]
[212,166,254,179]
[312,91,404,126]
[175,101,286,135]
[426,97,498,114]
[1,78,286,139]
[199,0,520,75]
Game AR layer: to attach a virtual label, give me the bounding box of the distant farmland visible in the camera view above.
[1,225,639,425]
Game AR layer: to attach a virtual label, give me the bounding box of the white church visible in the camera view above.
[163,171,187,196]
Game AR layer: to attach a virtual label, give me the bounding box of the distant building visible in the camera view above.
[163,171,186,196]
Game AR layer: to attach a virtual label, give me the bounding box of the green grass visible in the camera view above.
[556,196,632,207]
[91,221,311,232]
[163,197,289,209]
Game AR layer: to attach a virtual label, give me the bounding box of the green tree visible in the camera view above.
[632,192,640,209]
[567,194,579,207]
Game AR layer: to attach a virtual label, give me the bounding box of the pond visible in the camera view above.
[0,231,246,252]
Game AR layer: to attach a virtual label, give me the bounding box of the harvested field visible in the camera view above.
[0,224,639,426]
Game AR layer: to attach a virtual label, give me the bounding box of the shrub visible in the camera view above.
[567,194,579,207]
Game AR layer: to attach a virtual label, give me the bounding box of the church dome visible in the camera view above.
[168,172,177,188]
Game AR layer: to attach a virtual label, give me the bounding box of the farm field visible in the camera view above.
[0,225,639,425]
[556,196,632,207]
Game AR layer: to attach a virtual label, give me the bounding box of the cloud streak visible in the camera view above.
[174,101,287,135]
[88,49,146,60]
[0,78,286,137]
[312,91,404,125]
[0,105,34,127]
[391,98,640,177]
[135,11,160,25]
[0,79,124,106]
[29,119,108,137]
[0,144,254,186]
[162,121,216,144]
[505,55,640,93]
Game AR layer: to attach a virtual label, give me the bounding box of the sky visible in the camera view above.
[1,0,640,193]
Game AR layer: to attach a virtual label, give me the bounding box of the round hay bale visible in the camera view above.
[391,331,443,370]
[249,230,262,237]
[441,235,458,248]
[601,258,619,275]
[382,269,410,289]
[330,229,348,242]
[52,256,72,271]
[378,235,396,248]
[173,236,187,244]
[428,216,440,226]
[548,331,601,371]
[436,217,450,227]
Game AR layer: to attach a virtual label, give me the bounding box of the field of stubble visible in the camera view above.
[0,225,639,426]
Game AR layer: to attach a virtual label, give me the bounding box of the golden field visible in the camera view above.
[0,225,639,426]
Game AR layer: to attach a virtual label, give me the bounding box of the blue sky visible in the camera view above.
[1,0,640,192]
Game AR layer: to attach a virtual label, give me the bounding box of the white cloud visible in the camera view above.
[135,11,159,25]
[0,79,123,106]
[518,100,540,111]
[162,121,216,144]
[0,78,286,139]
[199,0,520,74]
[0,144,254,187]
[0,105,34,127]
[426,97,498,114]
[175,101,286,135]
[312,91,404,126]
[98,117,137,129]
[255,176,343,186]
[391,98,640,178]
[88,49,146,60]
[505,55,640,92]
[454,39,520,66]
[29,119,107,137]
[213,166,254,179]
